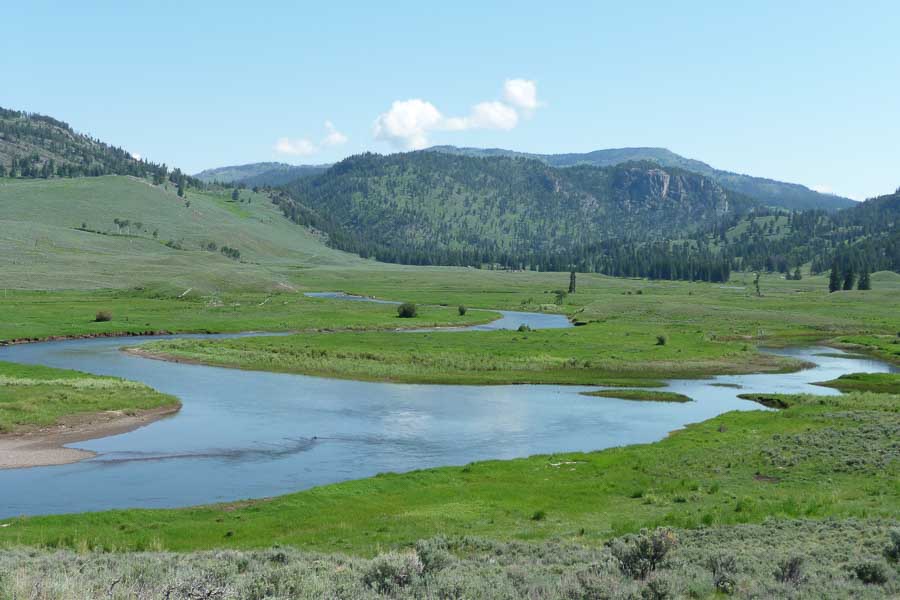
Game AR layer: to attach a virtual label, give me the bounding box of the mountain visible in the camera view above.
[276,151,758,280]
[194,162,329,186]
[0,106,165,180]
[428,146,856,212]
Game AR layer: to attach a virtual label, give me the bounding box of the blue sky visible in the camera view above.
[4,1,898,199]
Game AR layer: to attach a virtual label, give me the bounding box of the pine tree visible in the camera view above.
[842,267,855,290]
[857,270,871,290]
[828,262,841,293]
[792,266,802,280]
[568,270,576,293]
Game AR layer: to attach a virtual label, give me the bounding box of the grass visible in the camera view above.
[132,323,800,385]
[2,520,897,599]
[2,390,896,555]
[0,361,178,434]
[816,372,900,394]
[581,389,693,402]
[0,289,496,343]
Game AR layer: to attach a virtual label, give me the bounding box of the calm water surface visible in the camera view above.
[0,299,894,517]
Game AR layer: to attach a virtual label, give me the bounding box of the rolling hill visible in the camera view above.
[0,176,357,292]
[429,145,856,211]
[194,162,329,186]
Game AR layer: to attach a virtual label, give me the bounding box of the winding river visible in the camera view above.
[0,294,895,517]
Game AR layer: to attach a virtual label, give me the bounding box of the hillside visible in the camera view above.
[194,162,329,186]
[0,107,165,180]
[429,145,856,211]
[0,176,356,292]
[280,151,758,279]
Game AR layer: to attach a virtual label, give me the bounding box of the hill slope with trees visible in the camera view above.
[429,145,856,211]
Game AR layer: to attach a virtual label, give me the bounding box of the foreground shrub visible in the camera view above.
[362,552,423,593]
[655,334,667,346]
[94,310,112,322]
[886,528,900,563]
[707,554,737,594]
[609,528,678,580]
[458,305,467,316]
[415,537,453,573]
[853,561,888,585]
[397,302,417,318]
[774,556,805,585]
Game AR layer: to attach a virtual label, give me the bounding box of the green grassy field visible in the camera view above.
[816,372,900,394]
[0,361,178,434]
[2,390,896,556]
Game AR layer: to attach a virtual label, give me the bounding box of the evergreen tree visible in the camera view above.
[231,188,240,202]
[857,270,871,290]
[828,262,841,293]
[842,267,855,290]
[568,271,576,293]
[792,266,802,280]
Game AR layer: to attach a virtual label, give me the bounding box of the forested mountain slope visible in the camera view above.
[430,145,856,211]
[276,152,756,280]
[0,107,166,180]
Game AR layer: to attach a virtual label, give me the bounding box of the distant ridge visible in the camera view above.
[194,162,329,186]
[428,145,856,211]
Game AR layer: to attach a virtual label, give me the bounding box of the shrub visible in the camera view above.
[517,324,532,332]
[397,302,417,318]
[531,510,546,521]
[774,556,805,585]
[458,305,467,316]
[415,537,453,573]
[885,528,900,563]
[707,555,737,594]
[362,552,423,593]
[656,335,667,346]
[609,528,678,580]
[94,310,112,322]
[852,561,888,585]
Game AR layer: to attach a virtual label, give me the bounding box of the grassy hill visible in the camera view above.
[430,145,857,211]
[0,175,357,292]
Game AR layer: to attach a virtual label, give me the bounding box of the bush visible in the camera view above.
[655,335,667,346]
[531,510,546,521]
[707,555,737,594]
[609,528,678,580]
[458,305,467,316]
[94,310,112,322]
[885,528,900,563]
[362,552,423,593]
[774,556,805,585]
[517,324,532,332]
[397,302,417,318]
[853,561,888,585]
[415,537,453,573]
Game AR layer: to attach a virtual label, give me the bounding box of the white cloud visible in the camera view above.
[274,121,348,156]
[503,78,540,112]
[131,152,142,161]
[322,121,348,147]
[274,137,317,156]
[373,80,541,149]
[373,99,444,150]
[811,184,834,195]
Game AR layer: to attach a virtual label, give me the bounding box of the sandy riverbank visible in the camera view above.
[0,405,179,469]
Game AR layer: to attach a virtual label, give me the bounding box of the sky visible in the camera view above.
[3,1,898,200]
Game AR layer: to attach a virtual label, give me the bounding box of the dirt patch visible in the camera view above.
[0,405,179,469]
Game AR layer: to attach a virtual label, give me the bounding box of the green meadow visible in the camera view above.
[0,361,179,434]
